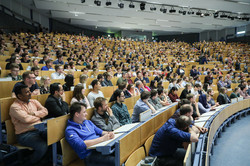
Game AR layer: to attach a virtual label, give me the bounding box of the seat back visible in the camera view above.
[144,134,155,156]
[125,147,146,166]
[5,119,17,145]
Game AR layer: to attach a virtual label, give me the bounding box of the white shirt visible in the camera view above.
[51,72,65,79]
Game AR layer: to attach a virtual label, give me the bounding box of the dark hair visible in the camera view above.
[203,83,209,92]
[22,71,32,80]
[55,64,62,71]
[50,83,61,95]
[180,104,192,115]
[180,99,191,106]
[31,66,40,72]
[69,102,87,120]
[45,59,52,65]
[157,88,164,95]
[169,87,178,94]
[150,80,157,89]
[175,115,192,129]
[150,89,158,98]
[73,84,85,101]
[97,74,103,80]
[218,76,223,80]
[127,84,134,91]
[207,89,213,95]
[118,82,127,90]
[113,89,123,101]
[93,97,106,110]
[64,74,74,87]
[240,85,246,91]
[91,79,99,89]
[141,91,151,100]
[14,84,28,99]
[194,84,201,88]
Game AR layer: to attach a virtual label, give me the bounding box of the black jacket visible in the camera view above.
[45,95,69,118]
[180,89,191,99]
[217,94,229,105]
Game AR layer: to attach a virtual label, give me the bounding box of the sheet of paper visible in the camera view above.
[88,133,123,149]
[195,116,210,122]
[194,121,206,128]
[201,111,217,117]
[114,123,140,133]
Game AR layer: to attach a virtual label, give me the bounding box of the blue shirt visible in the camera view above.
[149,118,191,157]
[131,99,150,123]
[65,119,103,159]
[53,60,64,65]
[41,66,53,71]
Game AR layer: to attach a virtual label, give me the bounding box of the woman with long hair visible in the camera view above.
[70,84,91,108]
[40,76,51,94]
[26,58,39,70]
[127,83,140,96]
[168,87,179,102]
[149,80,157,90]
[63,74,74,91]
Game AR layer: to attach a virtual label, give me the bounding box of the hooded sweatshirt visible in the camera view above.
[65,119,103,159]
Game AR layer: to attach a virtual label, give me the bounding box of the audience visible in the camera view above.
[40,76,51,94]
[132,91,156,123]
[65,103,115,165]
[12,71,40,97]
[7,63,22,81]
[9,85,49,166]
[45,83,69,118]
[148,89,163,110]
[41,59,53,71]
[111,89,132,126]
[87,79,104,107]
[91,97,120,131]
[70,84,91,108]
[51,64,65,79]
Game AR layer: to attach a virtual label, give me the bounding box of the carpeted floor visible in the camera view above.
[210,114,250,166]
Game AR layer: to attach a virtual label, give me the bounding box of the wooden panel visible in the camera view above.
[144,134,154,156]
[141,119,155,145]
[0,81,18,98]
[64,91,73,105]
[125,147,145,166]
[183,144,192,166]
[5,119,17,145]
[124,97,135,110]
[0,97,16,122]
[120,127,141,165]
[47,114,70,145]
[101,86,114,98]
[37,93,49,106]
[154,112,165,133]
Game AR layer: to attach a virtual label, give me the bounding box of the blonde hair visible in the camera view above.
[40,76,49,87]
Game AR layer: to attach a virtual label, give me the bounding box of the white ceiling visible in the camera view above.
[19,0,250,35]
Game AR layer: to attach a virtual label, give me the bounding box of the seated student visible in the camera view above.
[168,78,178,90]
[78,74,88,89]
[109,82,131,102]
[40,76,51,94]
[45,83,69,118]
[142,79,151,91]
[190,65,199,77]
[207,89,219,106]
[111,89,132,126]
[51,64,66,80]
[7,63,22,81]
[191,83,203,96]
[12,71,40,97]
[31,66,41,80]
[198,94,217,115]
[217,76,226,90]
[116,72,128,85]
[204,72,213,85]
[53,55,64,65]
[143,71,150,83]
[180,83,192,99]
[70,84,91,108]
[134,71,143,83]
[148,89,163,110]
[97,74,106,87]
[239,85,250,99]
[149,80,157,90]
[91,97,120,131]
[230,87,241,99]
[168,87,180,102]
[103,72,113,86]
[186,94,200,119]
[41,59,53,71]
[63,74,74,91]
[135,80,145,93]
[65,103,115,166]
[149,115,198,166]
[131,91,156,123]
[87,80,104,107]
[217,87,231,105]
[26,59,39,71]
[157,88,171,106]
[127,83,140,97]
[9,85,49,166]
[39,55,49,64]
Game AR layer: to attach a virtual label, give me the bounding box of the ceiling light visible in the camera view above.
[140,3,145,11]
[106,0,111,6]
[160,6,167,13]
[196,10,202,16]
[220,12,227,18]
[182,11,186,15]
[118,2,124,8]
[237,31,245,35]
[169,7,176,13]
[129,1,135,8]
[150,5,156,11]
[94,0,101,6]
[204,12,210,16]
[188,9,194,15]
[214,12,219,18]
[81,0,85,3]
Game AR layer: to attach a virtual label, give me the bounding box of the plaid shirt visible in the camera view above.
[111,102,131,126]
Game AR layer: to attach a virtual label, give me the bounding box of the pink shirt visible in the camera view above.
[9,99,48,134]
